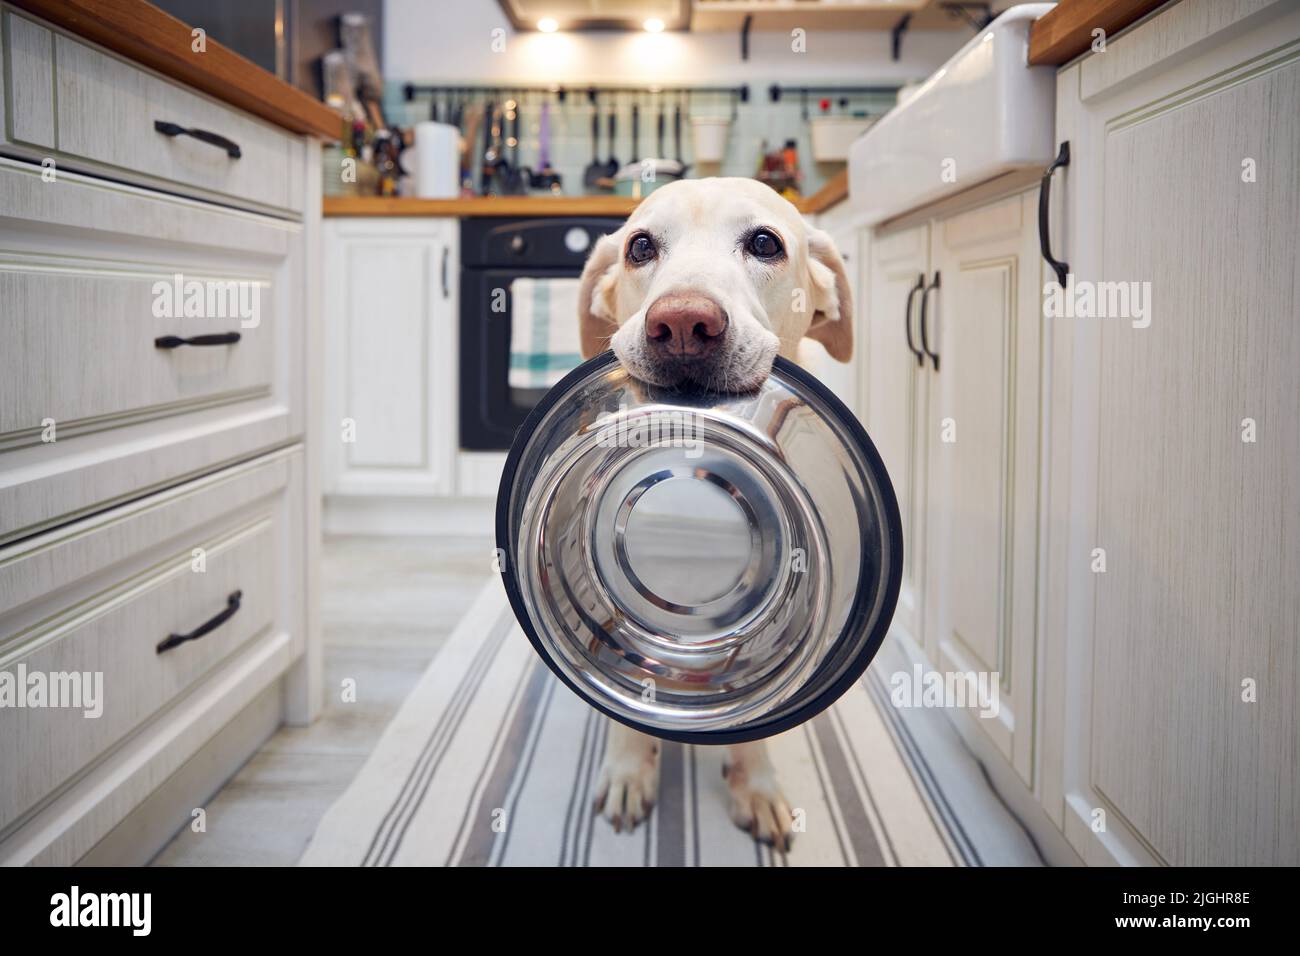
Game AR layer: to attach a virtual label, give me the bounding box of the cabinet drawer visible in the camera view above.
[1,10,301,215]
[0,158,303,543]
[0,449,302,835]
[0,267,273,440]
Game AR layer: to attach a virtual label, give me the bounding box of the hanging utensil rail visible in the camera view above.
[767,83,901,120]
[404,83,750,118]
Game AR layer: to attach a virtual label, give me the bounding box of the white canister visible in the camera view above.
[690,116,731,165]
[809,115,876,163]
[413,121,460,198]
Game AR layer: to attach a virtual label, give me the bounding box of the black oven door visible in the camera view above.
[459,217,624,451]
[460,268,580,450]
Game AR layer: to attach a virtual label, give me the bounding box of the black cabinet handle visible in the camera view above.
[157,591,242,653]
[904,272,926,367]
[155,332,241,349]
[919,271,941,372]
[1039,141,1070,286]
[154,120,242,159]
[441,247,450,298]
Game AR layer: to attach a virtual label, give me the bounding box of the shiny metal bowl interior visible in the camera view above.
[497,353,902,744]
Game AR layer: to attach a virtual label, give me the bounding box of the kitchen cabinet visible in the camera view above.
[0,8,304,217]
[0,4,321,865]
[854,0,1299,868]
[1040,0,1300,866]
[322,218,459,500]
[923,192,1042,784]
[865,193,1043,787]
[864,224,932,652]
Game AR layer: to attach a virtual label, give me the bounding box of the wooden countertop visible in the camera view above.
[799,169,849,215]
[9,0,340,139]
[324,170,851,219]
[1028,0,1169,65]
[323,195,642,218]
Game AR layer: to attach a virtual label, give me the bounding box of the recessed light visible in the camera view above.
[538,17,558,33]
[643,18,665,33]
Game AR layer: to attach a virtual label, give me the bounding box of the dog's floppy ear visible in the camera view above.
[804,228,854,363]
[578,232,623,359]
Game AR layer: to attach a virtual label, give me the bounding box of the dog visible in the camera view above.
[575,177,854,849]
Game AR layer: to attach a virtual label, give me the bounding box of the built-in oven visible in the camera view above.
[459,216,625,450]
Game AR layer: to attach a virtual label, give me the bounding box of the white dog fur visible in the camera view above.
[575,177,853,849]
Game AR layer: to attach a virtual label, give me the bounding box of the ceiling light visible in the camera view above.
[538,17,558,33]
[643,18,665,33]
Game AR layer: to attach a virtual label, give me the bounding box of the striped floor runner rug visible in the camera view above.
[300,580,956,867]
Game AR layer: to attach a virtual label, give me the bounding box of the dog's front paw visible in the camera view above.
[724,744,794,852]
[593,724,660,833]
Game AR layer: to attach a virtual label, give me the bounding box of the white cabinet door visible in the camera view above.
[864,224,930,650]
[923,192,1042,784]
[323,218,458,497]
[1045,0,1300,865]
[0,157,304,545]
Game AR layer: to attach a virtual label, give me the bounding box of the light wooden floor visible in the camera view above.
[151,534,492,866]
[153,533,1044,867]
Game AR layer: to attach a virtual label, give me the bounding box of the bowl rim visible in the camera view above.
[495,350,904,745]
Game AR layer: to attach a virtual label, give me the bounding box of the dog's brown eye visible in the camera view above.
[747,231,783,259]
[627,234,658,264]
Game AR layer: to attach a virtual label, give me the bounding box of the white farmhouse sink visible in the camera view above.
[849,3,1058,226]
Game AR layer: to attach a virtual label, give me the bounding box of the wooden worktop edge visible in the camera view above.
[323,170,850,219]
[1028,0,1168,65]
[9,0,341,139]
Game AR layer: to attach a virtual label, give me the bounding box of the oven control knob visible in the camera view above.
[510,234,527,255]
[564,227,591,254]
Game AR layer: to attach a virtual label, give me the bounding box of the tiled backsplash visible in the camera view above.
[384,84,896,197]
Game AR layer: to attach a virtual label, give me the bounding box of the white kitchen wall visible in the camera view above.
[383,0,967,86]
[381,0,978,195]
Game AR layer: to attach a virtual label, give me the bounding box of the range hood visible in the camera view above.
[497,0,691,31]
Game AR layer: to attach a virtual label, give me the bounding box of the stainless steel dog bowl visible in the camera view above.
[496,352,902,744]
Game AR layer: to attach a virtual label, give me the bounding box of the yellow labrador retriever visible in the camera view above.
[576,177,853,849]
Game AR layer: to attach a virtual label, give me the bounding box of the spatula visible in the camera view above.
[600,107,619,180]
[583,108,604,190]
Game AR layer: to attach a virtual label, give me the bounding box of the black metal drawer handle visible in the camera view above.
[157,590,242,654]
[155,332,241,349]
[441,247,450,299]
[904,272,926,367]
[919,271,941,372]
[1039,141,1070,286]
[154,120,242,159]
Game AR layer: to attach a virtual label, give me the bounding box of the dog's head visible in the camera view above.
[578,177,853,391]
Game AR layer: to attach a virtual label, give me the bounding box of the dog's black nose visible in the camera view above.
[645,293,728,359]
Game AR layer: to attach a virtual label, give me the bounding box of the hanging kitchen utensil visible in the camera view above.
[583,101,604,190]
[599,103,619,180]
[631,100,641,164]
[656,96,666,159]
[481,99,502,195]
[497,353,903,744]
[504,95,530,195]
[460,104,482,193]
[626,94,684,191]
[529,99,562,192]
[673,93,691,177]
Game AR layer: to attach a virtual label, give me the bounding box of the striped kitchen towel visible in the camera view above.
[509,276,584,389]
[298,579,958,867]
